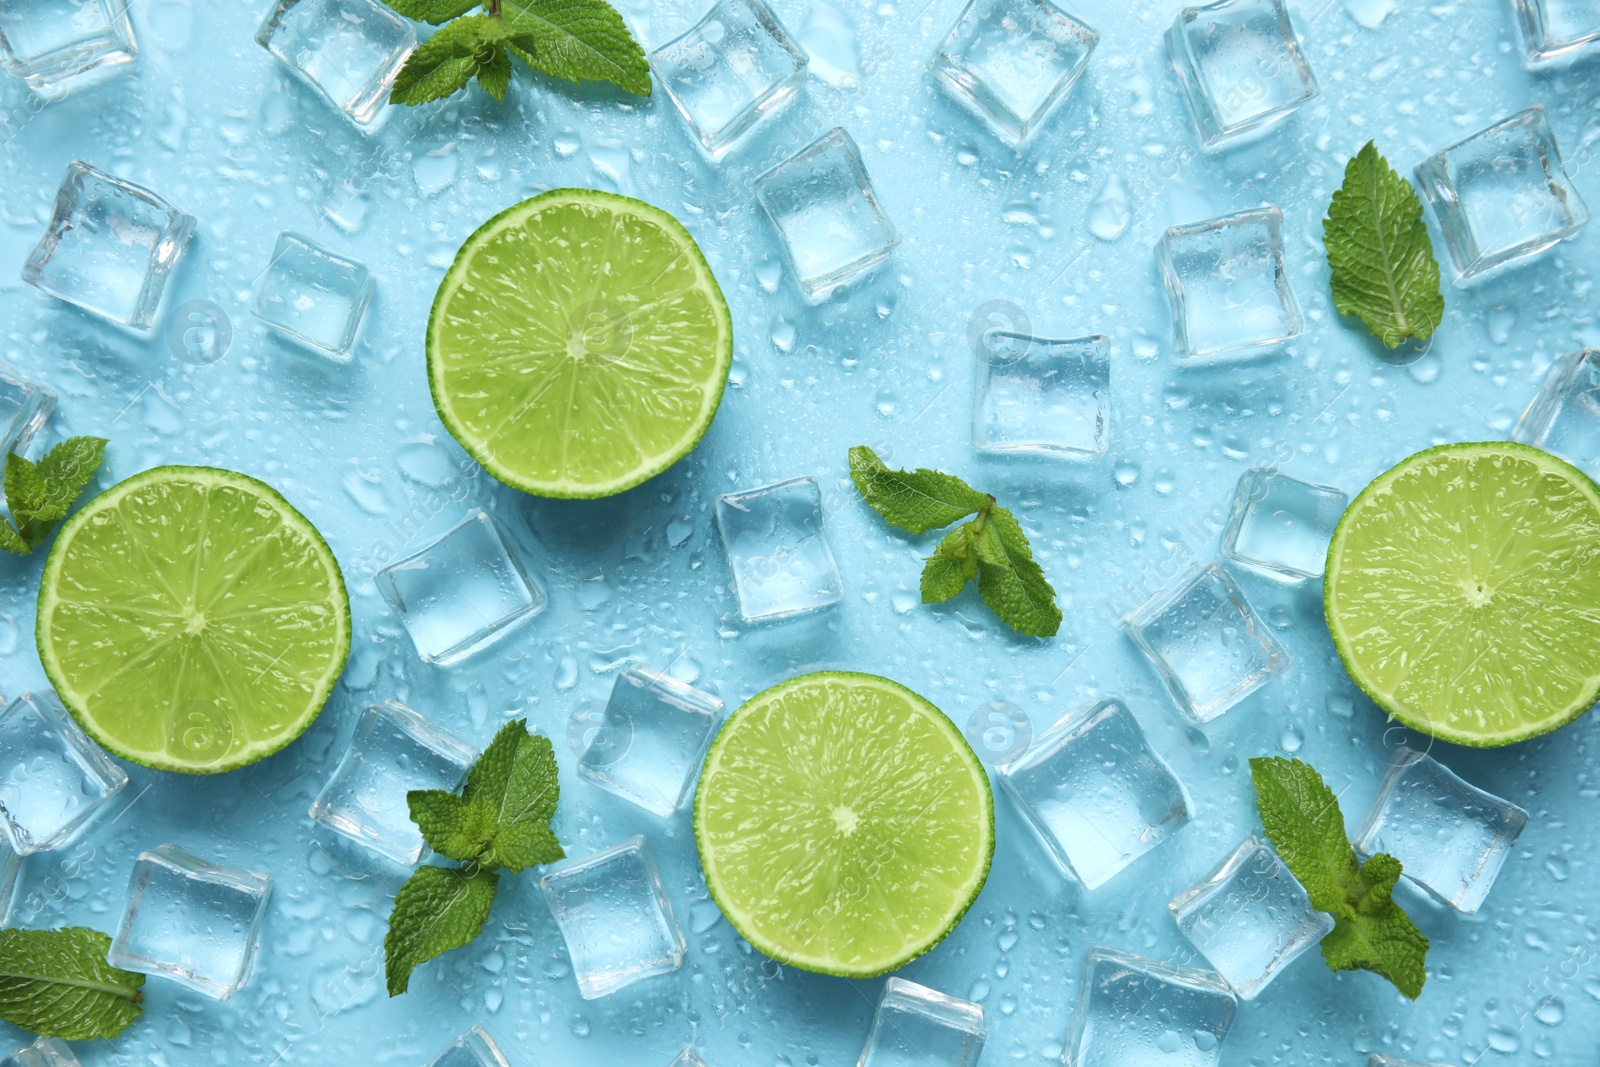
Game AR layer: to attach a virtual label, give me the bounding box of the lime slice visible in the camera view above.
[1325,441,1600,747]
[427,189,733,499]
[37,466,350,774]
[694,671,994,977]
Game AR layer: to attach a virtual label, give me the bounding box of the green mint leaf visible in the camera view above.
[920,524,978,604]
[390,16,511,106]
[385,0,482,23]
[0,519,28,556]
[476,44,512,101]
[1319,853,1429,999]
[4,453,46,525]
[502,0,651,96]
[407,789,496,864]
[35,437,107,519]
[457,720,562,870]
[1323,140,1444,348]
[479,821,564,872]
[0,927,144,1040]
[848,445,992,534]
[973,508,1061,637]
[384,865,499,996]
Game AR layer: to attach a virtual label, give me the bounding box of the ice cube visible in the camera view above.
[251,231,374,360]
[375,509,548,665]
[309,700,477,866]
[0,362,56,457]
[577,664,725,818]
[855,977,986,1067]
[754,128,899,301]
[1219,467,1347,581]
[1511,0,1600,67]
[1062,946,1238,1067]
[973,331,1109,456]
[1168,836,1334,1000]
[0,1038,80,1067]
[1414,106,1589,282]
[1121,563,1290,722]
[21,161,194,331]
[1158,207,1303,360]
[1367,1057,1454,1067]
[1165,0,1318,149]
[996,698,1190,890]
[423,1026,512,1067]
[670,1051,712,1067]
[0,0,137,100]
[255,0,415,129]
[1512,348,1600,481]
[0,691,128,855]
[539,835,686,999]
[0,840,19,925]
[1353,747,1528,914]
[651,0,808,160]
[930,0,1098,144]
[107,843,273,1001]
[715,475,843,623]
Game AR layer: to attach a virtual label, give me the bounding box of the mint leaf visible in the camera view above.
[973,508,1061,638]
[390,16,512,106]
[35,437,106,523]
[0,521,27,556]
[461,720,563,871]
[386,0,482,22]
[502,0,651,96]
[479,821,563,872]
[5,454,46,524]
[384,866,499,996]
[407,789,495,864]
[0,927,144,1040]
[920,524,978,604]
[1323,141,1444,348]
[849,446,992,534]
[476,44,513,101]
[1320,853,1429,999]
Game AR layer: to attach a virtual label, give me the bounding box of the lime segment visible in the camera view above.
[1324,442,1600,747]
[37,466,350,774]
[694,671,994,978]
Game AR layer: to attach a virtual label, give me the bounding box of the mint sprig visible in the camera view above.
[0,927,144,1040]
[384,719,564,995]
[0,437,107,555]
[849,446,1061,638]
[1250,757,1429,999]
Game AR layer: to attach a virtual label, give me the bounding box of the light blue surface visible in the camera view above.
[0,0,1598,1064]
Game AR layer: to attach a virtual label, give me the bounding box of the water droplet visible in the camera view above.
[1114,460,1139,487]
[396,441,454,487]
[1326,692,1354,719]
[413,144,459,197]
[570,1016,591,1038]
[554,655,579,690]
[771,318,796,352]
[1488,306,1517,344]
[667,515,695,547]
[1087,175,1130,241]
[1342,0,1397,28]
[1536,998,1565,1025]
[757,258,782,292]
[891,589,917,614]
[554,131,581,157]
[1408,354,1441,384]
[798,0,861,88]
[1279,724,1304,753]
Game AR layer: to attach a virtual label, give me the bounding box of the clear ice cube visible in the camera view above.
[1219,467,1347,581]
[423,1026,512,1067]
[855,977,986,1067]
[930,0,1098,144]
[670,1051,712,1067]
[1353,747,1528,914]
[651,0,808,160]
[309,700,477,865]
[21,160,194,331]
[577,664,725,818]
[0,840,19,925]
[0,363,55,457]
[0,691,128,855]
[375,509,548,665]
[1122,563,1290,722]
[252,231,374,360]
[1168,836,1334,1000]
[1166,0,1318,148]
[1511,0,1600,67]
[1512,348,1600,481]
[0,0,136,100]
[1062,946,1239,1067]
[108,843,273,1001]
[754,128,899,301]
[255,0,415,129]
[1414,106,1589,282]
[539,835,686,999]
[715,475,843,623]
[996,698,1190,890]
[1158,207,1303,360]
[973,332,1109,456]
[0,1038,80,1067]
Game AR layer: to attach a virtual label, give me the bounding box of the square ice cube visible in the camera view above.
[423,1026,512,1067]
[1062,946,1238,1067]
[855,977,986,1067]
[1512,348,1600,480]
[0,691,128,855]
[0,840,20,925]
[715,475,842,623]
[1511,0,1600,67]
[108,843,273,1001]
[754,128,900,301]
[21,161,194,331]
[252,231,374,360]
[255,0,416,129]
[539,835,686,999]
[930,0,1098,144]
[1168,837,1334,1000]
[996,698,1190,890]
[1158,207,1303,360]
[1165,0,1318,149]
[1353,748,1528,914]
[1219,467,1347,581]
[1122,563,1290,722]
[0,363,56,457]
[670,1051,711,1067]
[973,331,1109,456]
[651,0,808,160]
[0,1038,80,1067]
[309,700,477,865]
[1414,106,1589,282]
[577,665,725,818]
[375,509,548,666]
[0,0,137,101]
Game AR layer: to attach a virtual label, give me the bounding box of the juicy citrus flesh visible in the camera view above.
[694,671,994,978]
[427,189,733,499]
[1325,442,1600,747]
[37,466,350,774]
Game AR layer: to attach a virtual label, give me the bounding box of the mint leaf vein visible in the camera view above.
[0,927,144,1040]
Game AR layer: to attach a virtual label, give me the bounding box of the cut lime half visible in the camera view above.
[428,189,733,499]
[37,466,350,774]
[1325,441,1600,747]
[694,671,994,978]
